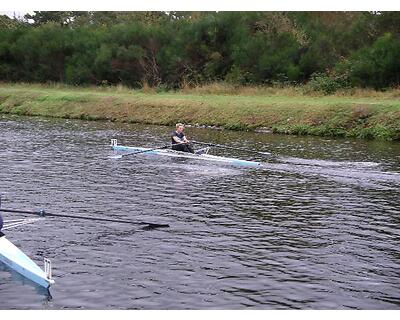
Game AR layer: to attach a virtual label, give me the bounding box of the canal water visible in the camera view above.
[0,115,399,309]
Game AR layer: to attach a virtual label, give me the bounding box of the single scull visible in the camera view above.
[110,139,262,167]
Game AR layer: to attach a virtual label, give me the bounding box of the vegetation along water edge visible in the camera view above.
[0,83,399,141]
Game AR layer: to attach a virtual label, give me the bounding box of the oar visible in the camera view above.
[111,142,187,159]
[191,140,272,157]
[0,208,169,230]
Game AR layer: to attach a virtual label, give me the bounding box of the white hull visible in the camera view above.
[0,234,54,288]
[111,141,262,167]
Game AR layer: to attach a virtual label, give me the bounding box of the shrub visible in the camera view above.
[304,71,349,94]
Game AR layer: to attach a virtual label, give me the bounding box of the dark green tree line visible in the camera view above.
[1,11,400,91]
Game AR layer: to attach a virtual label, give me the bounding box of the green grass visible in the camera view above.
[0,83,399,140]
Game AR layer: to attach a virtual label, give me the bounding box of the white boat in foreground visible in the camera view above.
[111,139,262,167]
[0,231,54,289]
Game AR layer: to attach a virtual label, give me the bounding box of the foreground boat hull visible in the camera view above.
[112,144,262,167]
[0,234,54,288]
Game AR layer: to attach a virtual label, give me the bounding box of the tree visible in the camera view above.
[0,14,26,29]
[344,33,400,89]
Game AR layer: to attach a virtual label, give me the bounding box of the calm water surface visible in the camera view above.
[0,115,399,309]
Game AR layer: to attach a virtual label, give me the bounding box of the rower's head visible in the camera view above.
[176,123,185,133]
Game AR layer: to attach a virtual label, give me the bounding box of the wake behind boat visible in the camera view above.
[110,139,263,167]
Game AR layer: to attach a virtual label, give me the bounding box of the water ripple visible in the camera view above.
[0,115,399,309]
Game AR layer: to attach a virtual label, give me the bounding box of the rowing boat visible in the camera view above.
[0,232,54,289]
[110,139,262,167]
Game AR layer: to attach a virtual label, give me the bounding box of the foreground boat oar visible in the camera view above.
[110,139,262,167]
[192,140,272,157]
[0,231,54,289]
[0,208,170,230]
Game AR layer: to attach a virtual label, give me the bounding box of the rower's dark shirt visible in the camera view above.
[171,131,185,144]
[0,213,3,231]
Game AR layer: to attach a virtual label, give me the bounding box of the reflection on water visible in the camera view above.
[0,263,52,305]
[0,115,399,309]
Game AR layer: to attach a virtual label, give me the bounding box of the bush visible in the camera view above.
[304,72,348,94]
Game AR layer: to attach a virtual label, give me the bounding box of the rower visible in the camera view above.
[171,123,195,153]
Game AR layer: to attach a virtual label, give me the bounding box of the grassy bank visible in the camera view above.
[0,83,400,140]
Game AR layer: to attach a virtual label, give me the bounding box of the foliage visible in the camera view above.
[305,71,349,94]
[341,33,400,89]
[0,12,400,90]
[2,83,399,140]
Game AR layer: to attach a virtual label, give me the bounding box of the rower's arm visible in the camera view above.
[172,136,183,143]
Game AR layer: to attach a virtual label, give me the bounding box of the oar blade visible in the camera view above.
[142,223,170,230]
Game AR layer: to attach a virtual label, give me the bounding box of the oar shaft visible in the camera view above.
[192,140,271,156]
[119,145,169,157]
[117,142,187,158]
[0,208,169,228]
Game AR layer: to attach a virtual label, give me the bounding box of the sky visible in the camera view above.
[1,11,31,18]
[1,0,400,12]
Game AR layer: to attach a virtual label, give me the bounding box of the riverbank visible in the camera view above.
[0,83,399,140]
